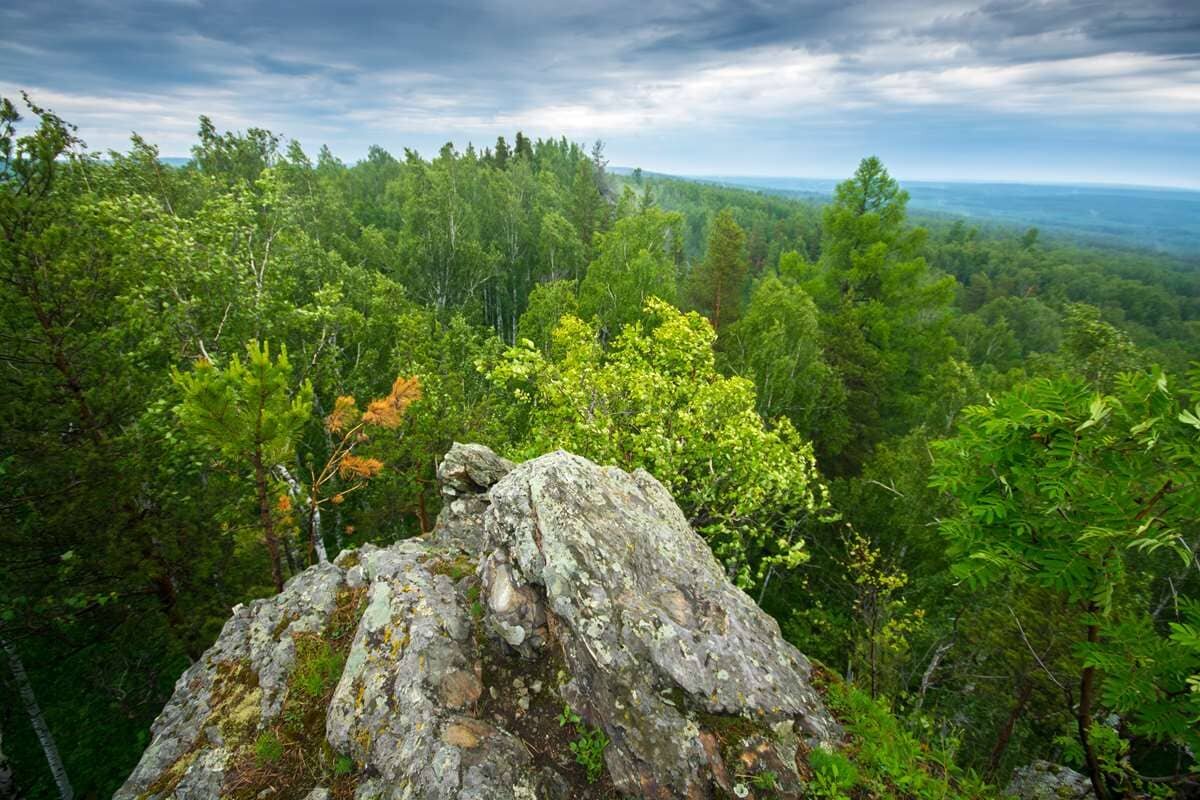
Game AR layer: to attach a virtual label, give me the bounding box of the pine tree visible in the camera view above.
[173,341,312,592]
[514,131,533,161]
[688,209,748,330]
[493,135,511,170]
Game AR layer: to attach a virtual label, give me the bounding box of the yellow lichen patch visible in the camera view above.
[218,683,265,743]
[208,660,264,746]
[138,735,205,800]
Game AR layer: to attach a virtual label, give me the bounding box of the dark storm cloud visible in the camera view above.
[1,0,1196,185]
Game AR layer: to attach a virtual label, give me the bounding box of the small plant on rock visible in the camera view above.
[558,703,610,783]
[751,770,778,790]
[333,754,354,777]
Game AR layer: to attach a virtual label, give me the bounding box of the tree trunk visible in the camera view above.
[252,452,285,592]
[1,639,72,800]
[307,489,326,564]
[1078,611,1109,800]
[416,488,430,535]
[987,675,1034,778]
[275,465,326,564]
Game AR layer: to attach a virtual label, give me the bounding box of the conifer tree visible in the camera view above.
[173,341,312,592]
[513,131,533,161]
[493,135,511,170]
[688,208,748,330]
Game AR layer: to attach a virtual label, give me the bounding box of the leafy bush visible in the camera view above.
[817,675,996,799]
[808,748,857,799]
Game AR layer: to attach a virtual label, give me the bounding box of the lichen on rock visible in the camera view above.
[117,444,837,800]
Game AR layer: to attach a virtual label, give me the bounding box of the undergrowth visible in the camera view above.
[813,670,998,799]
[223,587,367,800]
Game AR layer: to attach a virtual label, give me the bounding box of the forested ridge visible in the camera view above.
[2,93,1198,798]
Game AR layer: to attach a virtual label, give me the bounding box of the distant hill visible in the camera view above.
[613,168,1200,256]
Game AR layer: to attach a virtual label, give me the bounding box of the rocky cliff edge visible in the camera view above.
[115,444,838,800]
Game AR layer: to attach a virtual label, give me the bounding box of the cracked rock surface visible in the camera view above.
[117,444,836,800]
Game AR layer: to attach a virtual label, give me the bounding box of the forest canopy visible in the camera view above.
[1,93,1198,799]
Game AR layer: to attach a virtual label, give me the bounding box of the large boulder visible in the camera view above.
[116,445,836,800]
[481,451,837,797]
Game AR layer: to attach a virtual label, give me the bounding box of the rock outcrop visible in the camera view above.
[116,444,837,800]
[1005,761,1093,800]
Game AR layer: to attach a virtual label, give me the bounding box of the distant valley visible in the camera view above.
[617,169,1200,257]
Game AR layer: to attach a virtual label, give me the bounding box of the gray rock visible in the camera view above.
[118,444,838,800]
[480,450,838,797]
[1005,761,1094,799]
[114,562,347,800]
[431,442,515,554]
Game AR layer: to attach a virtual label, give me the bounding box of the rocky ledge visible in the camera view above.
[116,444,838,800]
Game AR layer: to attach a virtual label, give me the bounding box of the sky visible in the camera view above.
[2,0,1199,188]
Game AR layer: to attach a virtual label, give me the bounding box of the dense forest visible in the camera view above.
[2,93,1198,799]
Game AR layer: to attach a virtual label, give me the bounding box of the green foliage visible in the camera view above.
[517,279,578,354]
[577,206,683,337]
[558,704,609,783]
[931,374,1192,605]
[804,157,958,472]
[333,754,354,777]
[931,371,1200,790]
[808,748,858,799]
[173,341,312,467]
[687,207,749,329]
[292,639,345,699]
[751,770,778,790]
[488,298,832,587]
[720,275,848,453]
[818,677,995,799]
[253,731,283,765]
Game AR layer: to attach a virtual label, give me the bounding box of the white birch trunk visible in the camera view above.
[1,638,71,800]
[275,465,327,563]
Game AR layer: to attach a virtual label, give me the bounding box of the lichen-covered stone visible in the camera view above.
[119,444,837,800]
[114,562,347,799]
[479,450,838,797]
[1005,761,1093,800]
[431,442,515,554]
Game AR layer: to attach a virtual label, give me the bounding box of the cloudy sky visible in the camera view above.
[2,0,1198,187]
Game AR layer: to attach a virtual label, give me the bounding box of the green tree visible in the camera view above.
[174,341,313,592]
[578,207,683,338]
[810,157,957,472]
[720,275,847,452]
[931,374,1200,797]
[688,208,748,330]
[538,211,584,281]
[517,280,578,354]
[488,298,832,588]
